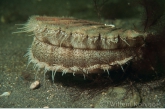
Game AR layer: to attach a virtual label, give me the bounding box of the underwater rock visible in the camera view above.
[95,87,140,108]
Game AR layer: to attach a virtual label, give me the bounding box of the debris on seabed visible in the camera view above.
[0,91,11,97]
[30,80,40,90]
[90,104,94,108]
[104,23,115,28]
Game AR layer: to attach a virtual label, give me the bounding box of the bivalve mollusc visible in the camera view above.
[15,16,148,81]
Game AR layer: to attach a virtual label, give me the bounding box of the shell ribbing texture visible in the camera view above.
[27,16,147,50]
[24,16,147,73]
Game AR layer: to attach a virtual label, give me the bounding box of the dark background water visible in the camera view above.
[0,0,144,23]
[1,0,165,108]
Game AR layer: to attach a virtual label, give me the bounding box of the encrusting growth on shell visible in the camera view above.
[15,16,148,81]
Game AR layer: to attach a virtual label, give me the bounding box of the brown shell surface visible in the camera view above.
[24,16,147,74]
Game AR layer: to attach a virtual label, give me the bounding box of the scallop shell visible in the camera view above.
[18,16,147,78]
